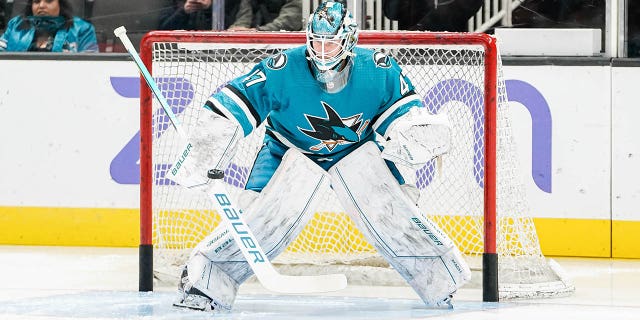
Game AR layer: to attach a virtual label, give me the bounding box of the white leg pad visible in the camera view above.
[184,253,239,310]
[329,142,471,306]
[184,149,331,306]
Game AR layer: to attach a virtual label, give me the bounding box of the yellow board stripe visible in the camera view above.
[612,220,640,258]
[1,206,639,258]
[0,206,139,247]
[533,218,611,257]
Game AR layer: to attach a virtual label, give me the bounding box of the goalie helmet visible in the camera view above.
[306,1,358,92]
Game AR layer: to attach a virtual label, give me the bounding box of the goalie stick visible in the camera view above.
[114,26,347,294]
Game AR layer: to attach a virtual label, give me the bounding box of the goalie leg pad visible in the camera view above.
[184,149,331,304]
[329,141,471,306]
[174,253,237,312]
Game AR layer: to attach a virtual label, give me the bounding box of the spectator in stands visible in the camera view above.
[159,0,244,30]
[383,0,482,31]
[627,0,640,57]
[511,0,604,29]
[0,0,98,52]
[227,0,302,31]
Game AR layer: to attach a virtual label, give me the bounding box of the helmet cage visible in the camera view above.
[305,2,358,72]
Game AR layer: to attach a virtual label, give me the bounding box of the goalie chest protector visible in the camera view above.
[217,45,423,157]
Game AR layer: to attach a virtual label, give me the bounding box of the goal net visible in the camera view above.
[138,31,574,300]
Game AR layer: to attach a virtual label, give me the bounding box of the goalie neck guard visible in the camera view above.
[305,1,358,93]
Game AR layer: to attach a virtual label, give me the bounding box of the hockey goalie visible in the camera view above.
[171,1,471,313]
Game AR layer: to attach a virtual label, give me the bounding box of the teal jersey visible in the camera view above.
[206,45,422,158]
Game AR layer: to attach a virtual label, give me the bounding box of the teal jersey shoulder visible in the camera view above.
[206,45,423,156]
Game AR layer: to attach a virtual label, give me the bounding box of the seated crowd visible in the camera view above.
[0,0,619,55]
[0,0,304,53]
[1,0,98,52]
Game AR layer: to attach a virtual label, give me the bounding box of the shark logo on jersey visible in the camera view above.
[299,101,369,152]
[266,53,287,70]
[373,51,391,68]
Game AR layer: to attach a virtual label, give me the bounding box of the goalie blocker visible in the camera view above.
[381,107,451,170]
[330,141,471,307]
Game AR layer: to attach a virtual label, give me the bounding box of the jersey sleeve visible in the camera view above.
[370,54,423,138]
[203,60,273,137]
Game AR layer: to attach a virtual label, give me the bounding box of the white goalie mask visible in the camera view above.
[306,1,358,92]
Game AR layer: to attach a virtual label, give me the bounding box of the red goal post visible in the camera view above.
[137,31,572,301]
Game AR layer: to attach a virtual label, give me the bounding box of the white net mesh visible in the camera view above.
[143,32,574,298]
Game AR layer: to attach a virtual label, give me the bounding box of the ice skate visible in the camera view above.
[173,266,222,312]
[434,294,454,309]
